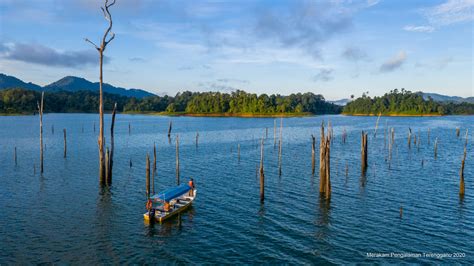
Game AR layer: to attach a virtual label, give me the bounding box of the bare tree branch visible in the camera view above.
[101,0,116,52]
[84,38,100,51]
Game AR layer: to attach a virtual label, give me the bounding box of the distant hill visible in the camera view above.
[0,73,42,91]
[329,98,351,106]
[421,92,474,104]
[0,73,155,98]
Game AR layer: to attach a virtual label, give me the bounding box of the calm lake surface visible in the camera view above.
[0,114,473,264]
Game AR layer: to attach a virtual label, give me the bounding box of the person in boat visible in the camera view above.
[188,178,195,196]
[163,201,171,212]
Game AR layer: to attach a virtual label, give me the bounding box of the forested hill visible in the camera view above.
[343,89,474,115]
[0,88,341,115]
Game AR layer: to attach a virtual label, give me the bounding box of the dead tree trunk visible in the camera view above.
[168,121,172,139]
[14,147,17,166]
[434,138,438,159]
[361,131,368,175]
[85,0,116,184]
[237,144,241,162]
[324,137,331,199]
[63,128,67,158]
[259,138,265,203]
[106,102,117,185]
[407,128,412,149]
[374,113,381,138]
[38,91,44,173]
[460,147,466,196]
[105,148,109,183]
[456,127,460,138]
[278,118,283,176]
[319,123,326,193]
[196,131,199,148]
[273,119,277,148]
[176,135,180,185]
[342,127,347,144]
[146,153,150,198]
[311,134,316,175]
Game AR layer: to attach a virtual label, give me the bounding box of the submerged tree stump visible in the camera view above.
[106,102,117,185]
[361,131,368,175]
[460,147,467,196]
[176,135,180,185]
[63,129,67,158]
[311,134,316,175]
[38,91,44,174]
[319,123,326,193]
[146,153,150,198]
[259,138,265,203]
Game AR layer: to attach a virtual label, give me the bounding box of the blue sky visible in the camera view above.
[0,0,472,100]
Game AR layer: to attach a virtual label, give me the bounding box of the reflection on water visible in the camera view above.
[0,114,472,264]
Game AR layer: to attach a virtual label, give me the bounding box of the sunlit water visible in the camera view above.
[0,114,473,264]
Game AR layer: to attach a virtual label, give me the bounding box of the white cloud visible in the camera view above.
[403,25,435,33]
[424,0,474,26]
[380,51,407,72]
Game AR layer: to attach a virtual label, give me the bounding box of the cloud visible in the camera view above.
[415,56,453,69]
[0,42,100,68]
[129,57,146,62]
[403,25,435,33]
[177,64,212,71]
[424,0,474,26]
[198,81,238,92]
[313,68,334,82]
[341,47,369,62]
[380,51,407,72]
[216,78,249,84]
[255,1,353,59]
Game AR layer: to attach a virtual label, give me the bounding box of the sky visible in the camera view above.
[0,0,473,100]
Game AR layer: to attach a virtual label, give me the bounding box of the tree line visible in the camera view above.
[0,88,341,115]
[343,89,474,115]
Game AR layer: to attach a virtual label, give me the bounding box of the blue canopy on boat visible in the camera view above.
[151,184,191,202]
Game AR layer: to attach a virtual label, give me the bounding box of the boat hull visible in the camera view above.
[144,189,196,223]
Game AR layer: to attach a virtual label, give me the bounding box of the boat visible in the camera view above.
[143,184,197,223]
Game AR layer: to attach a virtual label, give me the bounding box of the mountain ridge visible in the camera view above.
[0,73,155,98]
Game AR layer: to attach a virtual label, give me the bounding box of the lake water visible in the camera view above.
[0,114,473,264]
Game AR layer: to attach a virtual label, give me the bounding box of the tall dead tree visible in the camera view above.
[278,118,283,176]
[319,122,326,193]
[176,135,180,185]
[38,91,44,173]
[259,138,265,203]
[311,134,316,175]
[146,153,150,198]
[168,121,172,139]
[460,147,466,196]
[361,131,368,175]
[63,128,67,158]
[85,0,116,184]
[106,102,117,185]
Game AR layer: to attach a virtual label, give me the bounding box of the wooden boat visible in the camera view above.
[143,184,197,223]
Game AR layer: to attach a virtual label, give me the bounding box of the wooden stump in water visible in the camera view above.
[259,138,265,203]
[273,119,277,149]
[14,147,17,166]
[460,147,466,196]
[176,135,180,185]
[361,131,368,175]
[456,127,460,138]
[407,128,412,150]
[434,138,438,159]
[237,144,241,162]
[63,129,67,158]
[196,131,199,148]
[38,91,44,173]
[105,148,109,184]
[107,102,117,185]
[168,121,172,139]
[324,137,331,199]
[128,122,131,135]
[311,134,316,175]
[146,153,150,198]
[319,123,326,193]
[278,118,283,176]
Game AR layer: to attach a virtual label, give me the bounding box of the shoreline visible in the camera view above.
[342,113,444,117]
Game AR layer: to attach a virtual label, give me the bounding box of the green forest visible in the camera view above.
[0,88,341,115]
[343,89,474,115]
[1,88,473,116]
